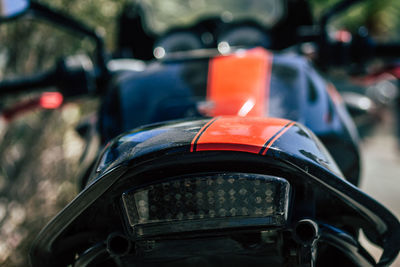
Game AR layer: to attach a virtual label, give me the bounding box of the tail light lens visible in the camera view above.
[122,173,290,238]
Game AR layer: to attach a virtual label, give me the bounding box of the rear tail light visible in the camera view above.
[122,173,290,238]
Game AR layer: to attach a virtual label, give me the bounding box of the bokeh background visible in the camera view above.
[0,0,399,266]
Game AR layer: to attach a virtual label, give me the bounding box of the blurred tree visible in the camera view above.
[0,1,124,266]
[310,0,400,40]
[0,0,125,77]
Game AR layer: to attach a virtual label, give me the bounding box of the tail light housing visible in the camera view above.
[122,173,290,238]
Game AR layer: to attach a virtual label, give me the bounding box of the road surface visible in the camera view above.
[359,111,400,266]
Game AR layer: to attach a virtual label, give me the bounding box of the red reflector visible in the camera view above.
[39,92,63,109]
[335,30,352,43]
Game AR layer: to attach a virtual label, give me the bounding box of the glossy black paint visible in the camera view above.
[95,118,341,180]
[31,117,400,266]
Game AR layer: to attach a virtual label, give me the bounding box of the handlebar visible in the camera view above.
[0,55,98,98]
[374,43,400,58]
[0,71,55,97]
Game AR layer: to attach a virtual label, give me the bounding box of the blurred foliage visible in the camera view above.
[0,102,98,266]
[310,0,400,40]
[0,0,125,77]
[0,0,123,266]
[0,0,399,266]
[142,0,285,34]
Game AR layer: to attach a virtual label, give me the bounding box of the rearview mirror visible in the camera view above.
[0,0,29,21]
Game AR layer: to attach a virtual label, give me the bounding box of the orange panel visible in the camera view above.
[206,48,273,117]
[191,117,294,154]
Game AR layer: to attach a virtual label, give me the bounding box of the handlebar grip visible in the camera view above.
[0,55,97,98]
[374,43,400,58]
[0,71,55,97]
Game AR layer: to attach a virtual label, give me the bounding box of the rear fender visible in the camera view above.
[31,117,400,266]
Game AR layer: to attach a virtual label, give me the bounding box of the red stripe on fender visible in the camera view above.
[261,122,295,155]
[191,117,294,154]
[190,117,219,152]
[206,48,273,117]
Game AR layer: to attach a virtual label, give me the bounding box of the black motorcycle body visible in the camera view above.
[31,116,399,267]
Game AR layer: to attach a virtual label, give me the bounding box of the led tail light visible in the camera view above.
[122,173,290,238]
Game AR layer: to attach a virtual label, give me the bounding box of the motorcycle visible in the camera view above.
[0,0,399,266]
[350,62,400,144]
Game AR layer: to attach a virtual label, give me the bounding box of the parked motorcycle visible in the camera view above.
[350,62,400,144]
[0,0,399,266]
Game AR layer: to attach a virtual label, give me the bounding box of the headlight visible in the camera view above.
[122,173,290,238]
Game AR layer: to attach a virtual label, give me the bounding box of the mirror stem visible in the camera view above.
[29,1,108,80]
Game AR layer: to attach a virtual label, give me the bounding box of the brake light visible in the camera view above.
[122,173,290,238]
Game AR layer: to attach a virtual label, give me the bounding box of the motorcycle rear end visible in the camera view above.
[0,0,399,266]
